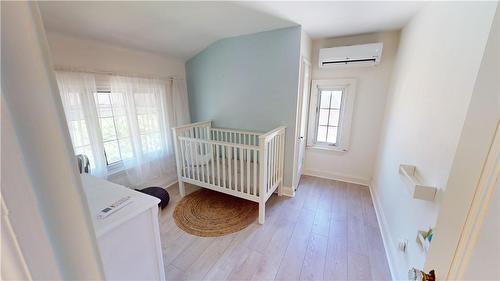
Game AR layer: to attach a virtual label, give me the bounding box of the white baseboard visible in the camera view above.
[369,182,397,281]
[302,169,369,186]
[165,180,178,189]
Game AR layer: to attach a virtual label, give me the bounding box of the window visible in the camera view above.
[316,89,343,144]
[95,91,133,166]
[57,71,172,179]
[307,79,356,151]
[92,77,165,170]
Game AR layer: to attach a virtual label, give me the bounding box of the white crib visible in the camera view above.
[172,121,286,224]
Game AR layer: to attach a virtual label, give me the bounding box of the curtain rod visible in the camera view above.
[53,65,184,81]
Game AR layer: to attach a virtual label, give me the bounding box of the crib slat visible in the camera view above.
[273,136,277,185]
[200,141,205,183]
[181,139,187,179]
[184,138,189,179]
[274,138,277,185]
[206,142,210,183]
[279,134,283,181]
[191,130,195,180]
[277,136,280,182]
[189,139,195,180]
[204,141,208,183]
[267,139,274,192]
[270,138,273,188]
[246,149,250,194]
[277,135,280,182]
[211,143,215,185]
[253,150,257,195]
[200,141,204,182]
[234,147,238,191]
[222,145,226,188]
[228,146,232,189]
[204,142,209,183]
[276,135,279,183]
[216,145,220,187]
[269,139,273,189]
[274,135,281,182]
[240,148,244,192]
[206,143,210,183]
[179,139,184,178]
[196,141,201,181]
[271,137,274,186]
[265,141,268,194]
[185,138,190,180]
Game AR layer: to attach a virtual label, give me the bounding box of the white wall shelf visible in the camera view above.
[399,164,437,201]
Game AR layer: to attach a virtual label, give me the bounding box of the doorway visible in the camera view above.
[292,57,312,191]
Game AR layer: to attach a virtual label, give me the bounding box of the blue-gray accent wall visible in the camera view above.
[186,26,301,187]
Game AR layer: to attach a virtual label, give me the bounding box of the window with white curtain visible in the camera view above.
[94,91,133,166]
[56,71,189,187]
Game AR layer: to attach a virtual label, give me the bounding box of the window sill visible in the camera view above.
[106,162,125,176]
[307,145,348,153]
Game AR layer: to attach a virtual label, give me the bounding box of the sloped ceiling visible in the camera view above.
[38,1,423,60]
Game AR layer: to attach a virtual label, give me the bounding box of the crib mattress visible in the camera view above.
[181,158,261,196]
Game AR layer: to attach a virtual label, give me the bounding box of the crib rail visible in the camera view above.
[173,120,211,139]
[258,126,286,201]
[210,128,261,146]
[177,136,260,202]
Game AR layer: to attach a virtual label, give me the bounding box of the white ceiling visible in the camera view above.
[238,1,425,39]
[38,1,424,60]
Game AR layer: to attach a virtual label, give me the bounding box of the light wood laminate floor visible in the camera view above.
[159,175,391,281]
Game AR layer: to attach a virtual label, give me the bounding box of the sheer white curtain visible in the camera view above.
[56,72,107,177]
[56,71,188,188]
[109,75,175,187]
[170,79,191,126]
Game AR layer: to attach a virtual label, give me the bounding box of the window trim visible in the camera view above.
[95,90,127,169]
[314,87,344,146]
[307,79,357,152]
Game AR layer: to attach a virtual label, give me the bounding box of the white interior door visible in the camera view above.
[294,58,311,189]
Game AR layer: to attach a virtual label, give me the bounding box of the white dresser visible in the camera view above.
[81,174,166,281]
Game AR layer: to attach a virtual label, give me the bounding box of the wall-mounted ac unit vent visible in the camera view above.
[319,42,383,68]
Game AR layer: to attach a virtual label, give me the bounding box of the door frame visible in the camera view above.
[291,56,312,193]
[447,122,499,279]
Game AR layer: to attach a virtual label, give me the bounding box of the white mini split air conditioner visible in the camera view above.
[319,42,383,68]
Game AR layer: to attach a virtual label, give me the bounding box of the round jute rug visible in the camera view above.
[173,189,257,237]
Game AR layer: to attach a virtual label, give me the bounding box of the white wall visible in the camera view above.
[300,29,312,60]
[425,6,499,280]
[46,31,186,78]
[303,31,399,185]
[2,2,104,279]
[370,2,497,280]
[186,27,302,188]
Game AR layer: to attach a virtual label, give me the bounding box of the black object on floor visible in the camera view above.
[136,187,170,209]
